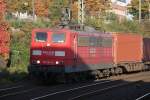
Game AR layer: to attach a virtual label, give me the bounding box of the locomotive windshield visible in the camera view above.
[52,33,65,43]
[35,32,47,42]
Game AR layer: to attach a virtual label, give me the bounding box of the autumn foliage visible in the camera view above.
[0,0,10,63]
[85,0,111,16]
[35,0,50,17]
[70,0,111,20]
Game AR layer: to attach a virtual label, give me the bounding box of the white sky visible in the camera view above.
[111,0,131,6]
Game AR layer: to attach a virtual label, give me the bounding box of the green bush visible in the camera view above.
[85,16,144,35]
[104,20,142,33]
[5,18,52,81]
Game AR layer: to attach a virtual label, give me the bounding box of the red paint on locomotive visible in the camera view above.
[29,28,114,73]
[30,29,75,67]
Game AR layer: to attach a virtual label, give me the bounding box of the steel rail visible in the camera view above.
[0,72,149,99]
[31,73,150,100]
[30,80,113,100]
[70,77,150,100]
[135,92,150,100]
[0,85,24,92]
[0,88,39,98]
[69,81,142,100]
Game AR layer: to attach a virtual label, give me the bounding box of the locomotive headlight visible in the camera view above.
[32,50,42,56]
[37,60,40,64]
[56,61,59,64]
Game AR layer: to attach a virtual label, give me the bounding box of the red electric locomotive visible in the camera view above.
[28,27,147,82]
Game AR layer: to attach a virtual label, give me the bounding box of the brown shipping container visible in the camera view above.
[143,38,150,62]
[113,33,143,64]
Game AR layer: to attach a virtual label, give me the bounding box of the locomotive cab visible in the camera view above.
[28,28,74,78]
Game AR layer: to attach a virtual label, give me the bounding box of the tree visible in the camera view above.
[128,0,150,19]
[6,0,111,20]
[0,0,6,20]
[34,0,69,17]
[6,0,32,14]
[0,0,9,31]
[71,1,78,20]
[85,0,111,16]
[70,0,111,20]
[35,0,47,17]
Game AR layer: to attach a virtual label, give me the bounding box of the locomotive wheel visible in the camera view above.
[110,68,115,75]
[78,73,85,82]
[65,74,72,83]
[66,73,79,83]
[118,67,123,74]
[91,71,99,80]
[115,67,123,75]
[102,69,110,77]
[29,73,46,85]
[74,73,81,82]
[56,73,66,83]
[97,70,103,79]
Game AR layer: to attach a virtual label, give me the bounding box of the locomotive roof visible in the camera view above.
[32,28,64,32]
[32,28,112,38]
[33,27,141,37]
[32,26,105,33]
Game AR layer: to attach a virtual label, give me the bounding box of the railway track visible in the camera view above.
[136,93,150,100]
[0,81,39,99]
[69,80,149,100]
[0,71,150,100]
[31,72,150,100]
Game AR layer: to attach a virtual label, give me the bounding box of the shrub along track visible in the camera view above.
[0,71,150,100]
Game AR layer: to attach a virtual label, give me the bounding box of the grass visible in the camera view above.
[0,67,27,85]
[85,16,146,35]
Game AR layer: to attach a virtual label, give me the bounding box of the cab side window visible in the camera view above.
[90,37,98,46]
[35,32,47,42]
[78,36,89,46]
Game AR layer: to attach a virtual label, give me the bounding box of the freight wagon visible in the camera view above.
[28,28,149,82]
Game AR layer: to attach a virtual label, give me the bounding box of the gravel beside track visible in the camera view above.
[0,71,150,100]
[83,78,150,100]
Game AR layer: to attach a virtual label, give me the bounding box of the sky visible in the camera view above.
[111,0,132,6]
